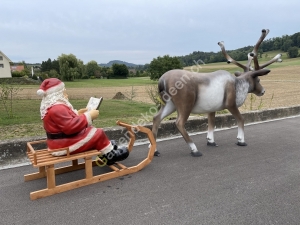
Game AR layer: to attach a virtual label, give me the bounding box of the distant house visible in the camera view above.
[0,51,12,78]
[10,65,25,72]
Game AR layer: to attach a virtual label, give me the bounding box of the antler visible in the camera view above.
[251,29,269,70]
[250,29,282,70]
[218,29,282,72]
[218,41,251,72]
[258,54,282,69]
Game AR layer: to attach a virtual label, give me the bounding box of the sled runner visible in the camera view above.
[24,121,156,200]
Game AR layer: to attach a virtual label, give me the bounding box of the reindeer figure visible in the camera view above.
[152,29,282,157]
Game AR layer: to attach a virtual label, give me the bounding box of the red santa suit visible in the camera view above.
[43,103,112,156]
[37,78,113,156]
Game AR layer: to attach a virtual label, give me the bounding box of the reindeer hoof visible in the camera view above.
[154,151,161,157]
[236,142,247,146]
[191,151,203,157]
[207,141,218,147]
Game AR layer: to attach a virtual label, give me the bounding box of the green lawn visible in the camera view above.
[0,98,156,140]
[12,77,157,90]
[0,99,155,127]
[64,77,156,88]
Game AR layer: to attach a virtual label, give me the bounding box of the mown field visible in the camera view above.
[0,53,299,140]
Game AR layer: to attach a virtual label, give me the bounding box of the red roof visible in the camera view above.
[11,65,25,72]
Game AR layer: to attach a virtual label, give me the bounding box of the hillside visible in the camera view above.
[99,60,142,67]
[178,31,300,66]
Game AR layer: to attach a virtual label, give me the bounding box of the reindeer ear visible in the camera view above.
[251,69,271,78]
[234,71,242,77]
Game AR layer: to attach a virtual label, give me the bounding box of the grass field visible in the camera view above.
[0,99,155,140]
[0,53,299,140]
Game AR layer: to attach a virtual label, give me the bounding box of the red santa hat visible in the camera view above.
[37,78,65,97]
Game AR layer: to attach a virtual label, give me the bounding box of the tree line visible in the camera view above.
[12,56,151,81]
[148,32,300,81]
[37,54,150,81]
[178,32,300,66]
[11,31,299,81]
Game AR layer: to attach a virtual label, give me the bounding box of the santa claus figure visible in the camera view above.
[37,78,129,165]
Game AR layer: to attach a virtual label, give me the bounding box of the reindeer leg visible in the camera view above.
[176,110,202,157]
[151,101,176,156]
[227,107,247,146]
[207,112,218,147]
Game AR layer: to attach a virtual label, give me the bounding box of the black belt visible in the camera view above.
[46,132,79,139]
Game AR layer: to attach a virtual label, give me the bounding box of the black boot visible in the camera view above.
[101,146,129,166]
[110,140,118,150]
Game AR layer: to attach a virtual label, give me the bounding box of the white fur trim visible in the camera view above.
[50,149,67,156]
[99,143,113,155]
[84,112,92,126]
[37,89,45,97]
[51,127,98,156]
[45,82,65,95]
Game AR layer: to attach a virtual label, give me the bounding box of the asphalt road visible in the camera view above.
[1,116,300,225]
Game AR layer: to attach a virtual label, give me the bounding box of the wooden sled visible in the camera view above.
[24,121,156,200]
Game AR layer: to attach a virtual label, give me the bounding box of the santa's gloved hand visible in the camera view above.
[89,109,99,120]
[78,108,88,115]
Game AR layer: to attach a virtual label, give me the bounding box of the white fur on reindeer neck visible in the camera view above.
[235,79,249,107]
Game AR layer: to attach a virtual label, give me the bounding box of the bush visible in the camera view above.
[111,64,129,78]
[149,55,183,80]
[32,74,38,80]
[287,47,299,58]
[0,82,23,118]
[11,71,23,77]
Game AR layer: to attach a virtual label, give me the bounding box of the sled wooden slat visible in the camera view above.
[24,121,156,200]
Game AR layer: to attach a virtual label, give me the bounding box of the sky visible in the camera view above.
[1,0,300,65]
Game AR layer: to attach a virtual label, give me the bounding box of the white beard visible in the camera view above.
[40,90,78,119]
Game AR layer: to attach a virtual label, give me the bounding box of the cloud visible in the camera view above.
[1,0,299,64]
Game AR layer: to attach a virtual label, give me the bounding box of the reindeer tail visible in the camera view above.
[156,78,166,106]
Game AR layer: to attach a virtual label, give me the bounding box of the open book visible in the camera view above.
[86,97,103,112]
